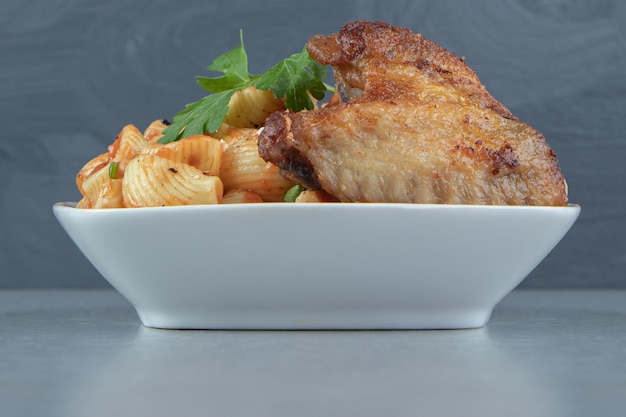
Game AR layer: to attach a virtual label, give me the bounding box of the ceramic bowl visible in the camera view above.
[53,202,580,329]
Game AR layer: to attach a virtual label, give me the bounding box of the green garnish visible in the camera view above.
[158,31,334,144]
[108,161,119,179]
[284,184,305,202]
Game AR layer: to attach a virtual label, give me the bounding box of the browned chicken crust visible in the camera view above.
[258,21,568,206]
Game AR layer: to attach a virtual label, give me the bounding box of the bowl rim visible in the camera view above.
[53,201,581,213]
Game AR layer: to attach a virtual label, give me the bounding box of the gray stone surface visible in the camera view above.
[1,289,625,417]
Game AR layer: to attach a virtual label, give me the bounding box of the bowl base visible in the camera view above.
[135,307,493,330]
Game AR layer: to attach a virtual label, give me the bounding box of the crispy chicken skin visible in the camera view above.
[258,21,568,205]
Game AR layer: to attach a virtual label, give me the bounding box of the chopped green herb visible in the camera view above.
[108,161,119,179]
[158,31,333,144]
[284,184,305,202]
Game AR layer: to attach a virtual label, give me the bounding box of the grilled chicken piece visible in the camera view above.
[258,21,568,205]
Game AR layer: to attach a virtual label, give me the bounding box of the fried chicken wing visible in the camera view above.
[258,21,568,205]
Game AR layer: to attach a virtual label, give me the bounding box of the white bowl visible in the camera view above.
[53,202,580,329]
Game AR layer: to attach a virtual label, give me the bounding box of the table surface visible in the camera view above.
[1,289,625,417]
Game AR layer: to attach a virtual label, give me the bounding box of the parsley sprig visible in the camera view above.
[158,32,333,144]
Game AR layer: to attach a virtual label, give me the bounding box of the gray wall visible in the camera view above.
[1,0,624,288]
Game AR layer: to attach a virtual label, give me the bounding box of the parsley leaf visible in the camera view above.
[169,91,235,140]
[159,32,332,144]
[196,31,252,93]
[254,47,327,112]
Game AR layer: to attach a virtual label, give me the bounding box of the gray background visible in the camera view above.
[1,0,624,289]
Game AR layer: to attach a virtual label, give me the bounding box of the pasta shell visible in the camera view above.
[109,124,148,174]
[76,152,109,196]
[295,190,339,203]
[220,130,295,202]
[223,86,286,128]
[212,125,256,149]
[76,197,93,209]
[122,154,223,207]
[142,134,222,176]
[80,161,113,203]
[143,119,170,144]
[93,179,123,209]
[221,189,264,204]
